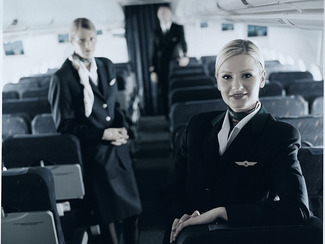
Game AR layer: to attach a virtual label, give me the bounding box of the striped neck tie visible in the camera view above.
[228,106,256,128]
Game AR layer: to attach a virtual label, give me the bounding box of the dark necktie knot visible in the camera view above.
[228,105,256,128]
[73,52,92,63]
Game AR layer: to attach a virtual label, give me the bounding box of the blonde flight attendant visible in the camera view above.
[49,18,142,244]
[161,39,311,244]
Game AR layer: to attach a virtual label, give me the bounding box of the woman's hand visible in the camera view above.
[150,71,158,83]
[170,207,228,243]
[178,56,190,67]
[102,127,129,145]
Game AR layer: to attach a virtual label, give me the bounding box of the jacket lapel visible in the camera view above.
[65,59,80,84]
[92,58,107,100]
[203,112,225,171]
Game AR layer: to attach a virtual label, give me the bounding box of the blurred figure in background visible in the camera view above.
[149,6,189,117]
[49,18,142,244]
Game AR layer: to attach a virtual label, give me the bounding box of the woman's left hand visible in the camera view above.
[170,207,228,243]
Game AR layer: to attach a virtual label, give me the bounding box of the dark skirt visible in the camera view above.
[82,142,142,224]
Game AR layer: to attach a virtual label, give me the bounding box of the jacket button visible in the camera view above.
[103,103,108,109]
[106,116,111,121]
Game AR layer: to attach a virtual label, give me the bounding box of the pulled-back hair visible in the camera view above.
[215,39,265,78]
[69,18,96,40]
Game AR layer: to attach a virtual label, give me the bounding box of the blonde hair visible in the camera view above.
[215,39,265,79]
[69,18,97,40]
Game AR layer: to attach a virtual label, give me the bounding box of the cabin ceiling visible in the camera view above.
[3,0,126,33]
[3,0,324,34]
[116,0,170,6]
[171,0,324,30]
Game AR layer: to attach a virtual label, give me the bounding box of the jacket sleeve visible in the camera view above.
[104,58,129,129]
[226,123,311,226]
[159,121,191,224]
[179,25,187,55]
[48,71,104,143]
[149,29,159,72]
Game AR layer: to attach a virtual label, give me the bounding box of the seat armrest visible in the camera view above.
[176,216,322,244]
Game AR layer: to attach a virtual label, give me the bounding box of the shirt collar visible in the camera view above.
[161,22,172,32]
[218,101,261,155]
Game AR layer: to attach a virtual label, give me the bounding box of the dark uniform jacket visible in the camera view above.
[150,22,188,115]
[48,57,142,223]
[150,22,188,73]
[164,105,311,226]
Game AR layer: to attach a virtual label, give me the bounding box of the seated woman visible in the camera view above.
[162,39,311,244]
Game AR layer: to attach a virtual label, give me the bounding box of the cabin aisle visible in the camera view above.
[132,115,172,244]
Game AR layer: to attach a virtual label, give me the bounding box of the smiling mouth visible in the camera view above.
[230,93,247,99]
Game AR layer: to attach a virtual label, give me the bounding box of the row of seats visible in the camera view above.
[165,60,323,118]
[168,82,324,109]
[169,77,322,105]
[166,64,323,147]
[170,95,322,127]
[2,133,90,244]
[2,113,56,140]
[169,56,316,85]
[2,63,134,100]
[2,62,141,126]
[2,73,52,99]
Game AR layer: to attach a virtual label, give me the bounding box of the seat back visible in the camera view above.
[3,75,51,97]
[169,99,227,132]
[260,96,308,117]
[298,147,323,220]
[2,98,51,121]
[2,134,82,167]
[268,71,313,89]
[22,87,49,99]
[310,96,323,116]
[2,211,59,244]
[169,66,207,80]
[286,81,323,102]
[169,76,215,91]
[169,86,222,107]
[2,167,64,244]
[2,114,30,140]
[169,57,200,72]
[260,82,285,97]
[31,113,57,134]
[2,90,20,100]
[2,134,85,200]
[278,116,323,146]
[200,55,216,76]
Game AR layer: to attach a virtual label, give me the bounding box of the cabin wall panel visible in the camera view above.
[2,31,129,84]
[184,20,323,80]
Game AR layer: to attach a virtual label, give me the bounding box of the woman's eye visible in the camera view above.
[222,75,232,80]
[242,73,252,78]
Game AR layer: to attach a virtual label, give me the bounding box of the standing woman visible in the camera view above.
[49,18,142,244]
[162,39,311,243]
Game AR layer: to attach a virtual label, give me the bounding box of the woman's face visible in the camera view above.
[70,27,97,59]
[217,54,265,112]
